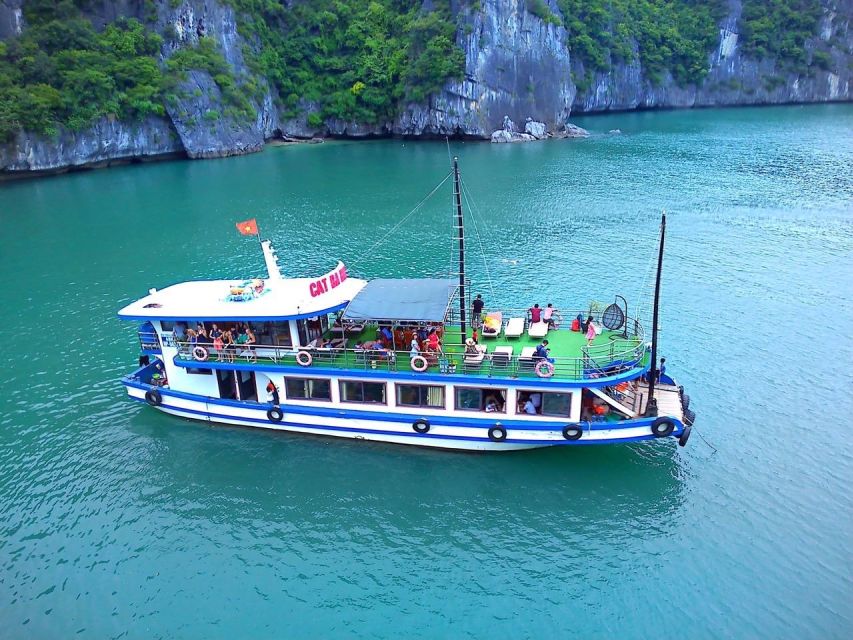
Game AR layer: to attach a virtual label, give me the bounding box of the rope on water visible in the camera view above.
[697,430,718,454]
[350,171,453,269]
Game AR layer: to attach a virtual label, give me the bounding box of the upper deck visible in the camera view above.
[170,308,648,385]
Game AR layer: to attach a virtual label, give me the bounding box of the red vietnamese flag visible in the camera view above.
[236,218,258,236]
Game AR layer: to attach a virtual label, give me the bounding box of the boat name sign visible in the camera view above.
[310,263,349,298]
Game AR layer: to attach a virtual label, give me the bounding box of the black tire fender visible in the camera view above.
[651,417,675,437]
[681,394,691,411]
[683,408,696,426]
[562,424,583,441]
[488,423,507,442]
[413,419,430,434]
[678,423,692,447]
[145,388,162,406]
[267,407,284,422]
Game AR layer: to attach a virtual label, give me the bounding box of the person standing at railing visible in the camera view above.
[472,294,485,328]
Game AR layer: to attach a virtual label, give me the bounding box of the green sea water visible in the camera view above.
[1,104,852,639]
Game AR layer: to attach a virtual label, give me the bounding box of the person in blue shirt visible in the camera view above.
[534,339,555,363]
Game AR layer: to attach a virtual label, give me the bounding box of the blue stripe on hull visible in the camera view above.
[124,379,682,433]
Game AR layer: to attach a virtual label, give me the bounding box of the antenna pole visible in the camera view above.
[645,211,666,416]
[453,157,467,342]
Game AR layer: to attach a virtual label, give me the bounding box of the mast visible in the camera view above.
[645,211,666,417]
[453,157,467,341]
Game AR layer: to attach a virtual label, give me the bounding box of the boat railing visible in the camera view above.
[449,307,645,341]
[173,330,648,381]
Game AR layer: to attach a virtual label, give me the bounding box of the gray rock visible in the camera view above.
[524,120,547,139]
[555,123,590,138]
[608,129,622,134]
[0,116,183,174]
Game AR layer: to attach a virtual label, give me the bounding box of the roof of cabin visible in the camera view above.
[117,264,367,321]
[342,278,457,323]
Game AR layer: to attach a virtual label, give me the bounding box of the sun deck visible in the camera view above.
[172,321,648,383]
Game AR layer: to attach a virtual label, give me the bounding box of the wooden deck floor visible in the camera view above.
[637,383,684,422]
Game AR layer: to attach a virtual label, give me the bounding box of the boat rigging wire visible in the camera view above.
[350,170,453,269]
[459,177,497,303]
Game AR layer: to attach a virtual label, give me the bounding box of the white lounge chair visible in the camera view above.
[505,317,524,338]
[528,321,548,339]
[463,345,488,369]
[482,312,503,338]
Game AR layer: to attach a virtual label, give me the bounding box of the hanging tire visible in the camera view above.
[651,417,675,437]
[145,388,162,406]
[410,355,428,372]
[562,424,583,441]
[678,424,692,447]
[192,346,209,361]
[488,423,507,442]
[295,350,313,367]
[683,408,696,426]
[535,360,555,378]
[681,394,691,411]
[413,419,430,434]
[267,407,284,422]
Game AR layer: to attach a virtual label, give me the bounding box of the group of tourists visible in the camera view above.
[187,322,256,362]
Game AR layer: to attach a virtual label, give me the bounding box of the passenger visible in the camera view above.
[472,294,485,328]
[266,381,280,407]
[380,326,393,344]
[543,303,555,328]
[211,324,224,359]
[534,339,554,363]
[484,397,499,413]
[529,303,542,323]
[523,396,537,415]
[427,329,441,353]
[222,329,235,363]
[530,392,542,411]
[186,328,198,345]
[586,316,598,346]
[409,338,420,359]
[464,338,480,356]
[196,323,208,343]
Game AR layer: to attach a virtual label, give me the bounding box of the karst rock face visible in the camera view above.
[2,0,850,175]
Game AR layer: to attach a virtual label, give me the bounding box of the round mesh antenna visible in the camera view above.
[602,303,625,331]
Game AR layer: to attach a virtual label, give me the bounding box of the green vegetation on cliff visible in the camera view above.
[556,0,725,86]
[0,0,166,141]
[740,0,824,71]
[226,0,464,124]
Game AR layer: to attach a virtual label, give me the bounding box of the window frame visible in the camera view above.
[284,377,332,402]
[395,383,446,409]
[515,389,573,417]
[454,385,507,413]
[338,379,387,405]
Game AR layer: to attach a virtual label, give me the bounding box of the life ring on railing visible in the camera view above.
[651,417,675,437]
[562,424,583,440]
[295,350,313,367]
[145,388,162,406]
[535,360,555,378]
[488,423,507,442]
[410,355,428,372]
[413,419,430,434]
[551,311,563,329]
[267,407,283,422]
[678,423,692,447]
[192,345,209,361]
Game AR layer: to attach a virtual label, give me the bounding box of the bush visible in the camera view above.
[740,0,823,72]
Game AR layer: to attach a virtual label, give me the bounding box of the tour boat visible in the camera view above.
[118,160,696,451]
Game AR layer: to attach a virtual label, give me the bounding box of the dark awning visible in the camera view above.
[341,278,457,323]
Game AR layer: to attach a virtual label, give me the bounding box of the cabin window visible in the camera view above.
[516,391,572,417]
[253,321,291,347]
[455,387,506,413]
[339,380,386,404]
[285,377,332,401]
[396,384,445,409]
[186,367,212,375]
[160,321,175,332]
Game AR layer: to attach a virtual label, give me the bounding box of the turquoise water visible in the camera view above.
[1,104,852,638]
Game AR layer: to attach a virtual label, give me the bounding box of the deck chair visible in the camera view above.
[463,345,488,371]
[518,346,536,370]
[481,312,503,338]
[505,317,524,338]
[528,321,548,339]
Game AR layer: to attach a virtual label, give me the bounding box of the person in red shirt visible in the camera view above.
[529,303,542,323]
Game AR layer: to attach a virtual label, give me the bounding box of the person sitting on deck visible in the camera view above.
[534,339,554,364]
[464,338,480,356]
[529,303,542,323]
[543,303,556,328]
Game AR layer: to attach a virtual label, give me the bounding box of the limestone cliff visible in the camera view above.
[1,0,850,176]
